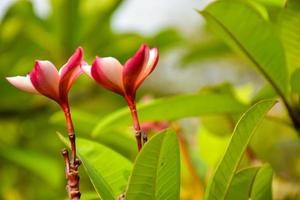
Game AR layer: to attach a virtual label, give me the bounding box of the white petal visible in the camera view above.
[144,48,158,73]
[6,75,38,94]
[81,64,92,78]
[98,57,124,89]
[135,48,159,87]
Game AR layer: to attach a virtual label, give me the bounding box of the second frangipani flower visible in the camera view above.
[82,44,159,151]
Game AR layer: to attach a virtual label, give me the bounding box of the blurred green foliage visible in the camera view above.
[1,0,300,199]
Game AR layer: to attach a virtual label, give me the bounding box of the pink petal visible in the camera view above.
[6,75,38,94]
[59,47,84,96]
[91,57,124,95]
[123,44,149,96]
[30,60,60,101]
[135,47,159,89]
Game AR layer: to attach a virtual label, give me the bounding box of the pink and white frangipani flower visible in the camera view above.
[82,44,159,151]
[6,47,84,199]
[82,44,159,104]
[6,47,84,109]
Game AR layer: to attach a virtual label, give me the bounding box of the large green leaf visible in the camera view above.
[92,93,246,136]
[200,0,288,96]
[125,130,180,200]
[58,134,133,200]
[251,164,273,200]
[204,100,275,200]
[227,167,260,200]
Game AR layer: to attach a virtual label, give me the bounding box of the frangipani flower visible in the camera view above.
[6,47,84,109]
[82,44,159,151]
[82,44,159,104]
[6,47,84,199]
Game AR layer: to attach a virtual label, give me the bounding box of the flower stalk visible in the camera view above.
[128,101,145,151]
[61,104,81,200]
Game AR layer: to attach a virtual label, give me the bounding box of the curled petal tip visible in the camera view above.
[76,47,83,57]
[140,43,148,49]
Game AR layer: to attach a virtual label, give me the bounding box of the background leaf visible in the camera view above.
[200,0,288,96]
[204,100,275,200]
[227,167,260,200]
[93,93,246,136]
[251,164,273,200]
[125,130,180,200]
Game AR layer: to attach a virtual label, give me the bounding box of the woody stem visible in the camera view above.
[62,104,81,200]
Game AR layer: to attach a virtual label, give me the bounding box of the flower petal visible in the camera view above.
[81,64,92,78]
[123,44,149,96]
[91,57,124,95]
[135,47,159,89]
[30,60,60,101]
[6,75,38,94]
[59,47,84,96]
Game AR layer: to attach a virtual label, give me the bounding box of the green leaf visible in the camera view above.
[93,93,246,136]
[0,147,62,187]
[94,129,137,161]
[204,100,276,200]
[227,167,260,200]
[200,0,288,96]
[125,130,180,200]
[290,68,300,93]
[251,164,273,200]
[58,134,133,200]
[278,0,300,72]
